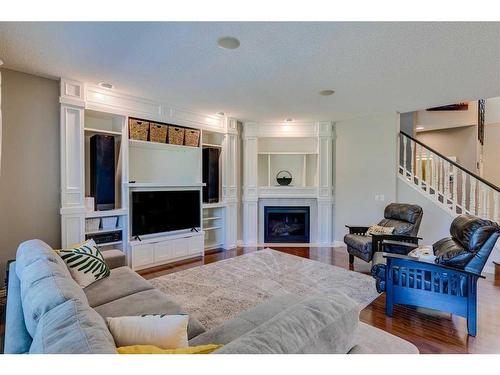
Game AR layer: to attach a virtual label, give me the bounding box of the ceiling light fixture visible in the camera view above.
[217,36,240,50]
[98,82,113,89]
[416,126,425,131]
[285,118,294,122]
[319,89,335,96]
[217,112,226,116]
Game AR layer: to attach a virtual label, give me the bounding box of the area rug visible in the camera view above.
[150,248,379,330]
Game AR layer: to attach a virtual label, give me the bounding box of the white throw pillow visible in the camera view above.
[107,315,189,349]
[57,239,110,288]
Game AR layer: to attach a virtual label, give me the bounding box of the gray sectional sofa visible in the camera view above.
[4,239,418,354]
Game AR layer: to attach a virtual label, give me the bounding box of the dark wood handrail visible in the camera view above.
[400,131,500,193]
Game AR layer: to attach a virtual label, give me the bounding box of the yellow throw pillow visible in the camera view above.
[117,344,223,354]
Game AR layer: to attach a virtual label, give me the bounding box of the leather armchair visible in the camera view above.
[344,203,423,264]
[371,214,500,336]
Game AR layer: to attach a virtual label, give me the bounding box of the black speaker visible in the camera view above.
[90,135,115,210]
[203,147,220,203]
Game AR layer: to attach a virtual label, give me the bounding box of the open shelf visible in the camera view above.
[84,127,122,136]
[85,227,123,235]
[203,216,222,221]
[205,241,223,250]
[204,226,222,231]
[202,202,226,209]
[97,241,123,247]
[85,209,128,218]
[258,153,318,187]
[129,139,199,150]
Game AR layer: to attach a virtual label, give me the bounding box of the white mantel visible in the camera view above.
[242,121,334,246]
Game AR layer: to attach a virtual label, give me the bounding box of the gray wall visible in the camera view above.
[0,69,60,287]
[334,112,399,241]
[416,125,478,172]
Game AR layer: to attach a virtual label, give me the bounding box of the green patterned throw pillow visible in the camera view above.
[57,239,110,288]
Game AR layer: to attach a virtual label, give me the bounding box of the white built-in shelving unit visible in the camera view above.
[60,79,239,271]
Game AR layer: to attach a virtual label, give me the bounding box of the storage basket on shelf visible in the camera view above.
[149,122,168,143]
[168,125,185,145]
[85,218,101,233]
[184,128,200,147]
[129,119,149,141]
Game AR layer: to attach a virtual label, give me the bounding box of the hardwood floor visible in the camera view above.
[139,246,500,354]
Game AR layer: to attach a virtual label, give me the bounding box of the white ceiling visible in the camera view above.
[2,22,500,122]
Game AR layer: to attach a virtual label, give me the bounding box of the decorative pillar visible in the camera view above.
[242,123,259,245]
[317,122,334,245]
[223,119,239,249]
[60,78,86,247]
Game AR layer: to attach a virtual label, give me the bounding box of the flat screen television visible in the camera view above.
[131,190,200,237]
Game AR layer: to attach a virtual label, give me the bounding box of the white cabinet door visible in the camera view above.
[154,241,173,263]
[188,235,204,256]
[132,243,154,269]
[170,238,189,259]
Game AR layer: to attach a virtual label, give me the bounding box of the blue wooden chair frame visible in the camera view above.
[383,253,484,336]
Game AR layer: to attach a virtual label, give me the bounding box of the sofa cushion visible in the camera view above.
[83,266,154,307]
[30,298,117,354]
[433,237,473,269]
[93,289,206,340]
[213,293,359,354]
[19,256,89,337]
[348,322,419,354]
[189,294,301,346]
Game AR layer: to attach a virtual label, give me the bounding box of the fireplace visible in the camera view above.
[264,206,310,243]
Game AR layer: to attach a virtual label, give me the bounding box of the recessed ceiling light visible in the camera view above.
[285,118,294,122]
[0,59,3,66]
[217,36,240,50]
[319,89,335,96]
[98,82,113,89]
[217,112,226,116]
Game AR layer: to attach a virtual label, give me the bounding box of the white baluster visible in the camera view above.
[470,177,476,215]
[478,184,484,218]
[426,149,431,192]
[402,135,407,176]
[452,165,458,214]
[432,154,438,200]
[419,144,424,189]
[461,169,467,213]
[444,162,450,207]
[410,140,415,182]
[483,186,489,219]
[494,191,499,222]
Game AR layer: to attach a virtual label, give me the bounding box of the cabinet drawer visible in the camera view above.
[188,235,204,256]
[132,243,154,268]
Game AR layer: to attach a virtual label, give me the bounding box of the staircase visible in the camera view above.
[398,131,500,222]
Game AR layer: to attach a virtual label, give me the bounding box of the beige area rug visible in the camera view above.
[150,249,379,330]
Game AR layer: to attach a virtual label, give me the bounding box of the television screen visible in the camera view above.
[131,190,200,236]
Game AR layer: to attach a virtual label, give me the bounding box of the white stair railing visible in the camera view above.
[399,132,500,222]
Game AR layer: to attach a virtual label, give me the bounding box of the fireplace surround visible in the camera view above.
[264,206,310,243]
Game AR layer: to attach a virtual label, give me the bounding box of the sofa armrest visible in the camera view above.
[371,234,421,253]
[101,249,126,269]
[383,253,485,279]
[212,293,359,354]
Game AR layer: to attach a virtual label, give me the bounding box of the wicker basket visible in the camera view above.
[129,119,149,141]
[168,126,185,145]
[184,128,200,147]
[149,122,168,143]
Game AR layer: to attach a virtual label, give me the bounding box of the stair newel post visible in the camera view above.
[461,169,467,213]
[452,165,458,214]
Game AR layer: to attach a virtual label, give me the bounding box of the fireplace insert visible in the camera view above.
[264,206,310,243]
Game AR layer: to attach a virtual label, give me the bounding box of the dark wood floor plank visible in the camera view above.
[139,246,500,354]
